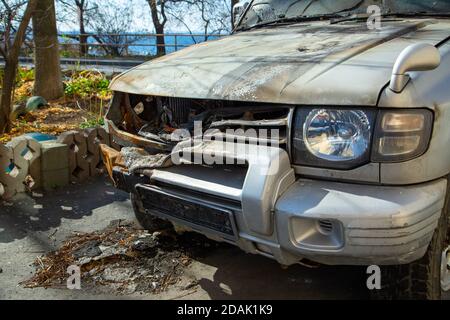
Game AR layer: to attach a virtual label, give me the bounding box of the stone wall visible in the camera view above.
[0,127,119,199]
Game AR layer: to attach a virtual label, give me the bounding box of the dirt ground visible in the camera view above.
[0,68,110,143]
[0,177,369,300]
[0,105,93,143]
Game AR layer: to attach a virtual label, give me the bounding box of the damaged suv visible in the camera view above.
[101,0,450,299]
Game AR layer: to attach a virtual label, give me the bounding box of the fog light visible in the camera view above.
[290,217,344,251]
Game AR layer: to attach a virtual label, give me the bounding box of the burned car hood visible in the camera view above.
[110,19,450,106]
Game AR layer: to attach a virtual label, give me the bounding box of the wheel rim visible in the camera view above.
[442,245,450,292]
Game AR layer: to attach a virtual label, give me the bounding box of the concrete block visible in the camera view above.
[0,128,115,197]
[0,144,15,199]
[71,159,90,182]
[58,130,90,183]
[27,138,42,190]
[57,131,75,145]
[83,128,100,176]
[94,127,111,176]
[84,127,111,176]
[96,127,110,146]
[7,136,42,191]
[40,142,69,171]
[73,131,88,158]
[41,167,70,191]
[73,131,90,182]
[6,137,30,193]
[57,131,77,176]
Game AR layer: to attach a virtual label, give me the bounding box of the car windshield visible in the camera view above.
[237,0,450,30]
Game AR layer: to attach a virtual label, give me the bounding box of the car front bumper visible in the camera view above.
[128,174,447,266]
[273,178,447,265]
[107,141,447,266]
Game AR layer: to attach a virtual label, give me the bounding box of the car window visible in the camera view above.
[237,0,450,30]
[386,0,450,13]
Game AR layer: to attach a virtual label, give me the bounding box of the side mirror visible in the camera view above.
[390,43,441,93]
[233,2,249,28]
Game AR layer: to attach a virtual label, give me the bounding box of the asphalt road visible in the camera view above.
[0,177,369,300]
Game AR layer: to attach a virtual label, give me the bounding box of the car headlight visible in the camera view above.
[292,108,433,170]
[293,108,376,169]
[372,109,433,162]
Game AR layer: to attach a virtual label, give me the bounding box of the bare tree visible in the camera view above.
[58,0,98,56]
[32,0,63,100]
[0,0,38,133]
[89,4,142,57]
[195,0,231,39]
[169,0,231,44]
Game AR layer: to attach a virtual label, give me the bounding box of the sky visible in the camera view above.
[57,0,229,33]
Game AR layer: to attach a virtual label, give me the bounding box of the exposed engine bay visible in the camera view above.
[103,92,290,174]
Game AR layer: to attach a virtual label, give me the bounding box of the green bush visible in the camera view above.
[64,70,111,99]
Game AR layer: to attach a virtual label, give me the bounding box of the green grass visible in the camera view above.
[79,117,105,129]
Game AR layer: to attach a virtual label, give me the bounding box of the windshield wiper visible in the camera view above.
[330,13,372,24]
[237,13,348,31]
[385,12,450,18]
[331,11,450,24]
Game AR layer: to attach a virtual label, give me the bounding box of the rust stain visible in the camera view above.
[106,120,170,150]
[100,143,126,182]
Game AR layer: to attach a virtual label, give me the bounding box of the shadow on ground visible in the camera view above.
[194,247,368,300]
[0,178,129,243]
[0,176,369,300]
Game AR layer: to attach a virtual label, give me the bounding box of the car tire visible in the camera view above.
[131,193,173,232]
[371,178,450,300]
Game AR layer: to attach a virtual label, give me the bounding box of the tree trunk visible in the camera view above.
[148,0,166,56]
[0,0,39,134]
[32,0,64,100]
[78,7,88,56]
[0,60,17,133]
[155,24,166,56]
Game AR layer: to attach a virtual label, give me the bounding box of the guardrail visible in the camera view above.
[58,32,226,57]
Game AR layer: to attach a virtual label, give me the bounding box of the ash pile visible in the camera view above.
[22,220,220,294]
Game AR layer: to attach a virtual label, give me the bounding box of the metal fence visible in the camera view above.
[58,33,226,57]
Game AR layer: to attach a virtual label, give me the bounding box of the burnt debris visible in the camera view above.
[22,220,222,294]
